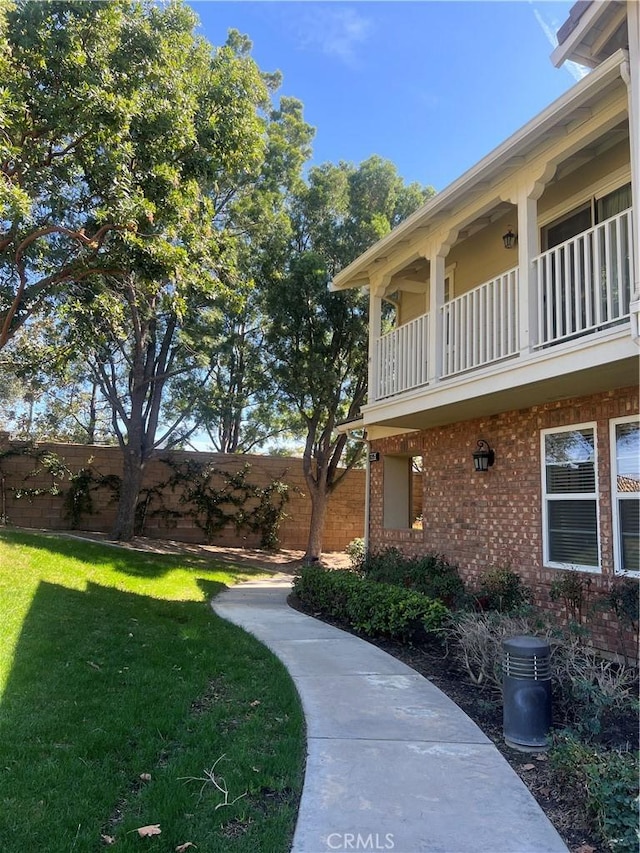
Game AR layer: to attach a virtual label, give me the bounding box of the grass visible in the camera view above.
[0,529,305,852]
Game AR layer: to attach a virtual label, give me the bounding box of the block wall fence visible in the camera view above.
[368,386,639,656]
[0,438,366,552]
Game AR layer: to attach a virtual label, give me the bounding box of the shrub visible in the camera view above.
[473,566,531,614]
[549,569,593,634]
[549,636,638,739]
[359,547,466,607]
[345,537,366,571]
[549,732,639,853]
[442,611,546,690]
[292,567,449,641]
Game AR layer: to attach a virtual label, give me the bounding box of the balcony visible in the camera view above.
[372,209,635,404]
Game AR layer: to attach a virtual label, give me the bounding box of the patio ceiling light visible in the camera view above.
[472,439,495,472]
[502,227,517,249]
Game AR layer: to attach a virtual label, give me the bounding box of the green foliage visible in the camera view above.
[358,546,466,607]
[292,567,449,641]
[605,576,640,629]
[0,443,69,506]
[473,566,532,614]
[549,569,593,633]
[167,458,291,549]
[345,537,365,570]
[549,636,638,740]
[549,732,639,852]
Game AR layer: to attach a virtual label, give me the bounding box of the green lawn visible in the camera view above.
[0,529,305,852]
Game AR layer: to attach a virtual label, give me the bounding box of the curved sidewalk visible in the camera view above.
[212,575,568,853]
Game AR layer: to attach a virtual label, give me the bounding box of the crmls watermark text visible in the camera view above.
[326,832,395,850]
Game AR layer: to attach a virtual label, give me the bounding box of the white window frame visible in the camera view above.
[541,422,601,573]
[609,415,640,577]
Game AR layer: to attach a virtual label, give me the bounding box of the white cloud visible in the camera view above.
[291,4,373,67]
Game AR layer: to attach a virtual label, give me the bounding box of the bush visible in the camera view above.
[345,537,366,571]
[472,566,531,614]
[359,547,466,607]
[292,567,449,641]
[442,611,546,690]
[549,732,639,852]
[549,636,638,739]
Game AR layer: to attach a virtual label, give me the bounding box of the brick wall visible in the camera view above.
[0,439,365,553]
[368,387,639,655]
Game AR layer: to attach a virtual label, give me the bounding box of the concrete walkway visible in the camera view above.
[212,575,568,853]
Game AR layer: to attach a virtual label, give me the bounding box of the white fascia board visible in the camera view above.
[360,327,636,428]
[550,1,613,68]
[330,49,626,292]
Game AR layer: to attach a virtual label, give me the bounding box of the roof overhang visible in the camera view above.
[330,47,628,292]
[551,0,627,69]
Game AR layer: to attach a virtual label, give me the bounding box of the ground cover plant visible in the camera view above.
[0,530,305,852]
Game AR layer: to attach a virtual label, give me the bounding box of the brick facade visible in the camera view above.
[368,386,639,655]
[0,440,365,553]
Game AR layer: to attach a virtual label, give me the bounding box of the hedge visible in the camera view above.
[292,567,448,641]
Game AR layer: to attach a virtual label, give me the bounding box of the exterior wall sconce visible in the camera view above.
[472,439,495,472]
[502,227,517,249]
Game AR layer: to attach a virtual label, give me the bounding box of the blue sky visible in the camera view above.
[189,1,586,192]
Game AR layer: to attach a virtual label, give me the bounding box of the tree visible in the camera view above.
[262,158,434,561]
[1,0,310,540]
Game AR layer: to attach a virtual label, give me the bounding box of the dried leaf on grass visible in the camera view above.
[139,773,152,781]
[175,843,197,852]
[136,824,161,837]
[101,834,116,845]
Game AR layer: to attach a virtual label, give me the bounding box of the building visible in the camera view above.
[332,1,639,648]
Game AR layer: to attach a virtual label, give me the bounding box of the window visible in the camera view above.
[542,182,631,250]
[383,454,423,530]
[541,424,600,571]
[610,417,640,576]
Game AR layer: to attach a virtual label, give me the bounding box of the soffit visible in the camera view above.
[331,49,628,293]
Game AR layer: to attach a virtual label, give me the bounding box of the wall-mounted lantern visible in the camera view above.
[502,227,517,249]
[472,439,495,472]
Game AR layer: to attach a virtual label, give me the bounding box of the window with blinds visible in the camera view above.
[542,425,600,571]
[610,417,640,576]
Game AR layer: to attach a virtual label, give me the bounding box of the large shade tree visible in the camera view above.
[0,0,311,539]
[262,157,434,561]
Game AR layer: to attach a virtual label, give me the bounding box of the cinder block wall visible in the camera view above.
[0,440,365,552]
[368,386,639,656]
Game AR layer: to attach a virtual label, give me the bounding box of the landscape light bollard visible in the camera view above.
[502,635,552,752]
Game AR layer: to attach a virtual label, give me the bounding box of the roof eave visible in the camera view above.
[330,48,626,292]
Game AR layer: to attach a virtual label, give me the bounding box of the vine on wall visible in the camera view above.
[0,441,294,550]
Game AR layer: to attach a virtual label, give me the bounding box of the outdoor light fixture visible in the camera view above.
[472,439,495,472]
[502,227,517,249]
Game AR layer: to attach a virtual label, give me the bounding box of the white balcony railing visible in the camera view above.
[533,208,633,347]
[441,269,519,377]
[374,313,429,400]
[371,209,634,403]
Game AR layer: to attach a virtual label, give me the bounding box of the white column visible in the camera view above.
[623,5,640,341]
[427,253,445,384]
[516,191,540,354]
[368,288,383,402]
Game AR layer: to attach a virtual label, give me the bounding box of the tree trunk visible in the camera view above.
[304,482,328,564]
[111,446,144,540]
